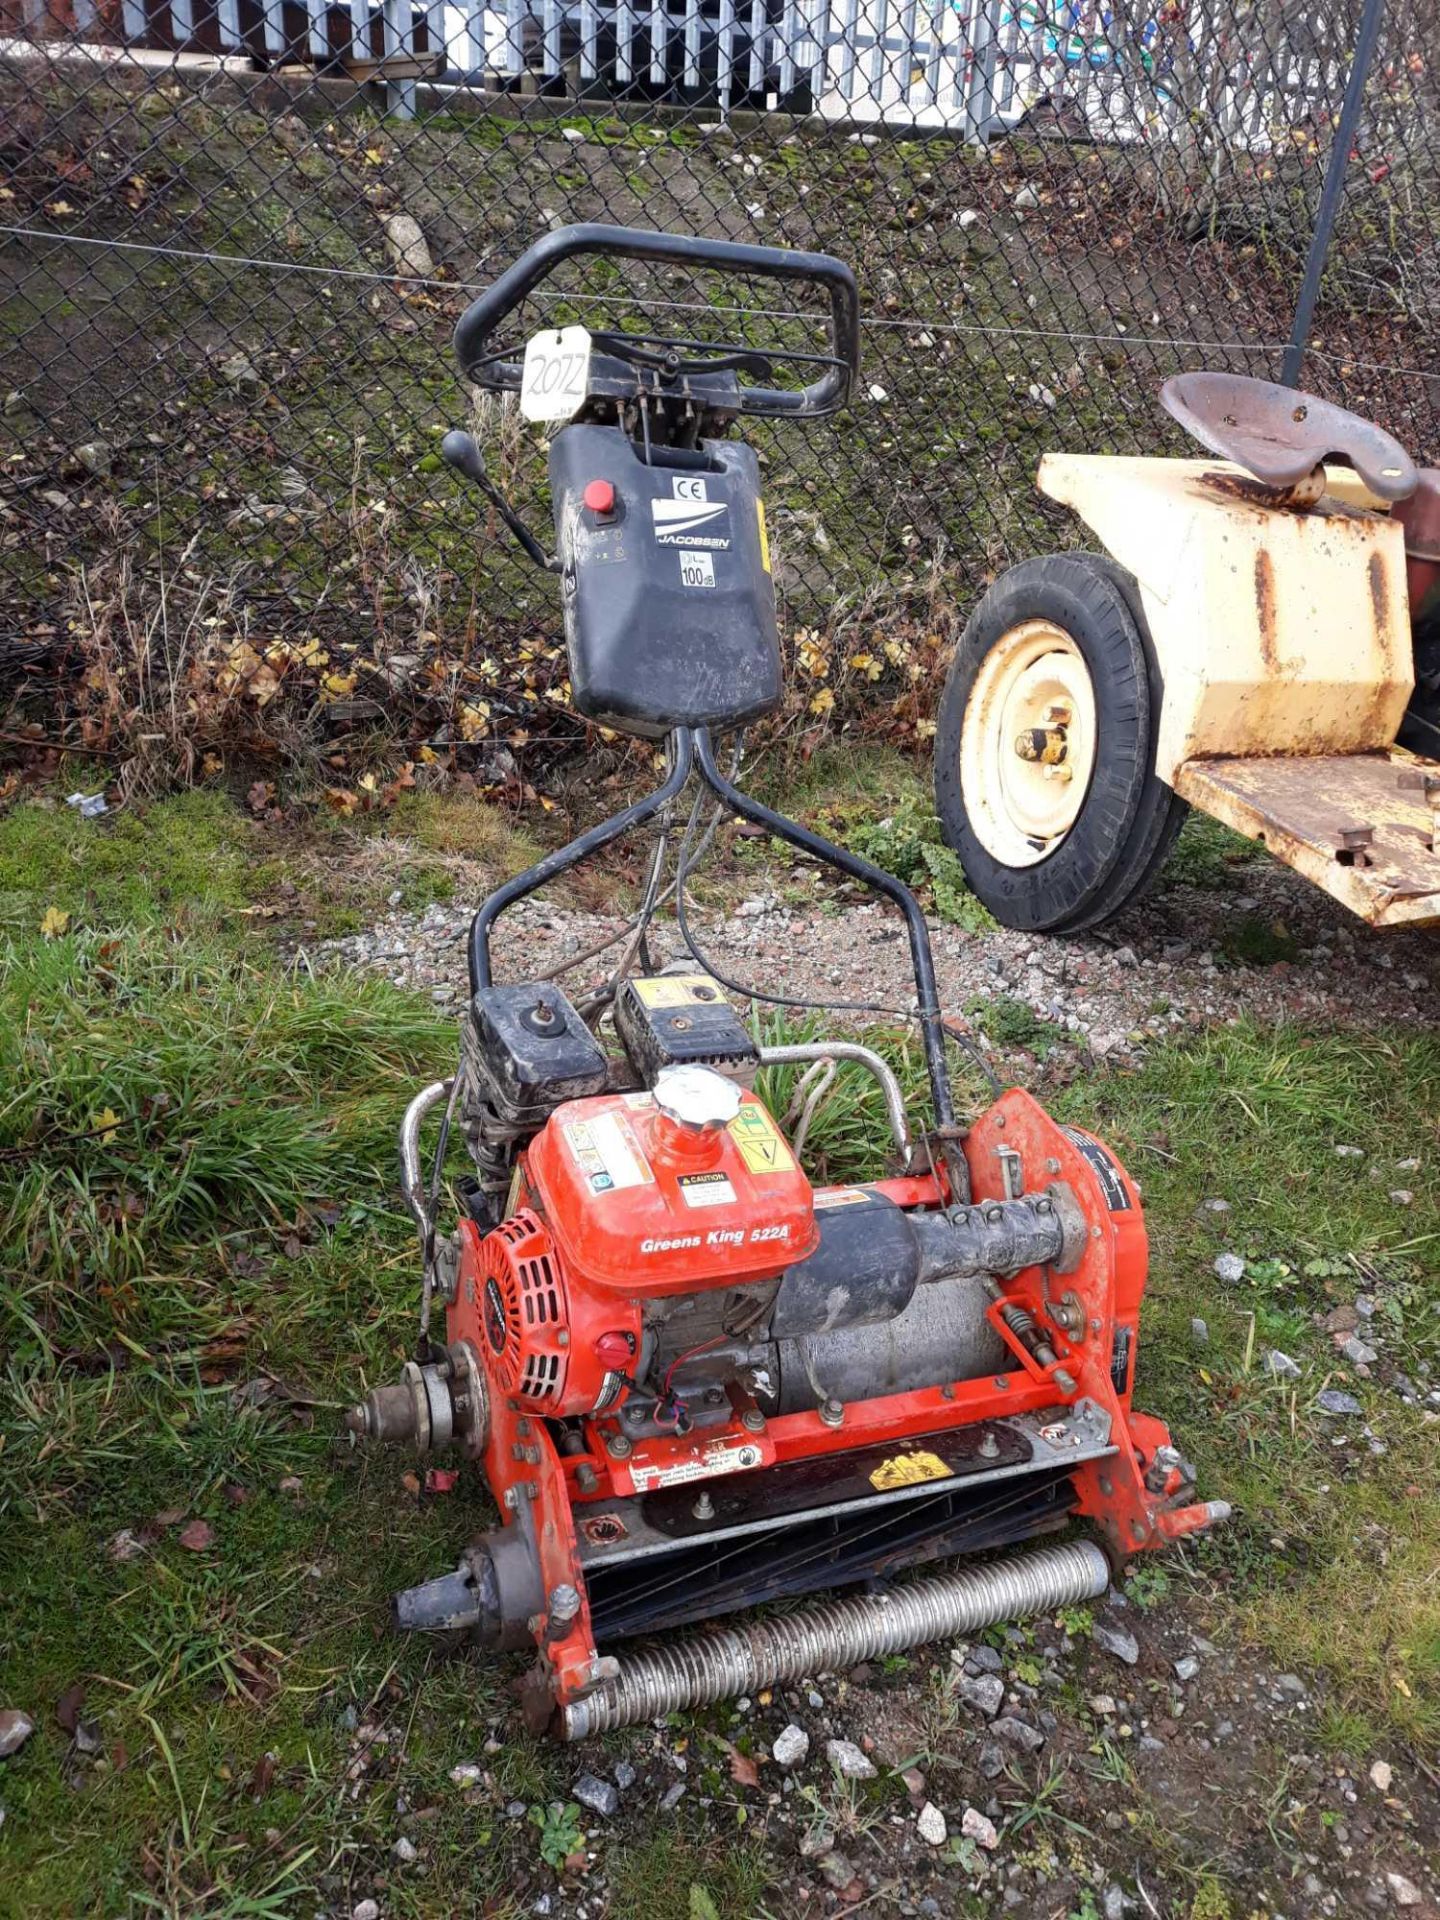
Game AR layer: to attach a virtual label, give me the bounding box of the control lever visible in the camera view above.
[440,430,559,573]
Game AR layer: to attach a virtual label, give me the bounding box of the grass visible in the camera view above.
[1,777,1438,1909]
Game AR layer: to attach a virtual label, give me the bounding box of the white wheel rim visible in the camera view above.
[959,619,1098,869]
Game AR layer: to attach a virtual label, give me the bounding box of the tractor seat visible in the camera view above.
[1160,371,1418,503]
[1396,469,1440,561]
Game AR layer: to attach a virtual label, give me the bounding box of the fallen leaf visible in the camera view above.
[154,1506,185,1528]
[40,905,70,938]
[425,1467,459,1494]
[717,1738,760,1789]
[55,1682,86,1734]
[178,1519,215,1552]
[94,1106,120,1145]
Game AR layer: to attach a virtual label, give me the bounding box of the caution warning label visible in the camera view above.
[869,1450,953,1492]
[727,1103,794,1175]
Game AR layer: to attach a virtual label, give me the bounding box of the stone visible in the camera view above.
[917,1802,948,1846]
[956,208,980,229]
[1317,1388,1363,1416]
[1089,1694,1117,1716]
[0,1713,34,1759]
[978,1741,1005,1778]
[353,1904,379,1920]
[1389,1190,1414,1208]
[383,213,435,278]
[1213,1252,1246,1283]
[1104,1887,1128,1920]
[1013,183,1041,209]
[659,1781,686,1810]
[1276,1673,1307,1697]
[1342,1335,1379,1366]
[1093,1622,1140,1666]
[959,1672,1005,1718]
[1173,1656,1200,1683]
[73,439,113,477]
[1370,1760,1393,1792]
[561,125,586,142]
[817,1849,856,1890]
[1190,1317,1209,1346]
[613,1760,637,1791]
[993,1716,1044,1753]
[961,1806,999,1850]
[449,1762,483,1787]
[391,1835,417,1864]
[1264,1349,1302,1380]
[1334,1144,1364,1158]
[965,1645,1004,1674]
[1385,1872,1422,1908]
[219,352,260,388]
[1113,945,1139,967]
[573,1771,619,1816]
[825,1739,876,1780]
[770,1724,809,1769]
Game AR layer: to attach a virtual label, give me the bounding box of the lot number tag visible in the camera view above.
[520,325,591,422]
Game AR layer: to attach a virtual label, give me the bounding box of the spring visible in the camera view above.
[999,1301,1038,1340]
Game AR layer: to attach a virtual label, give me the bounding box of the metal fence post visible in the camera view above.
[1280,0,1386,388]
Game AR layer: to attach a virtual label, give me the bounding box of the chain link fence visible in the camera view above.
[1,0,1437,768]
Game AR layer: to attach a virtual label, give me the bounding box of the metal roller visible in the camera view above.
[559,1540,1111,1738]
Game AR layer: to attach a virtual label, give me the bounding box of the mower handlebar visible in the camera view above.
[453,222,860,420]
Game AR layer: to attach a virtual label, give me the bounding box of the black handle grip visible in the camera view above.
[453,222,859,420]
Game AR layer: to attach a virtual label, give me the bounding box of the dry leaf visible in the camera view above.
[40,905,70,938]
[55,1682,86,1734]
[178,1518,215,1552]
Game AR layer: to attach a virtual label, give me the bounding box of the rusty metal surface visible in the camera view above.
[1396,471,1440,563]
[1174,750,1440,927]
[1036,455,1414,777]
[1159,374,1417,502]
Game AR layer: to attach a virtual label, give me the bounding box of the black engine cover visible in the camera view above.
[549,424,781,738]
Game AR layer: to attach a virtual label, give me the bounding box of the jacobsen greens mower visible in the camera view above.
[347,225,1224,1739]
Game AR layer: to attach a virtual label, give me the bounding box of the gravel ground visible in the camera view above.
[333,1581,1440,1920]
[317,840,1439,1061]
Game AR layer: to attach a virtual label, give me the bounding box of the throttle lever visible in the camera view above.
[440,429,560,574]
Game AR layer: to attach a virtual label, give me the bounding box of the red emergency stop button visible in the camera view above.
[583,478,616,516]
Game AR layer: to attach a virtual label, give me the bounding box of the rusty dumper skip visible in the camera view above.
[935,373,1440,932]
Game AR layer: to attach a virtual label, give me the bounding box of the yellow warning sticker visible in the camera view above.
[756,498,771,574]
[631,974,721,1009]
[814,1186,872,1209]
[869,1451,952,1492]
[727,1102,794,1175]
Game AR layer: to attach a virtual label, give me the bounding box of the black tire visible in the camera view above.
[934,551,1187,935]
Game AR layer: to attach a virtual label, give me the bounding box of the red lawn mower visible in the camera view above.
[347,225,1225,1739]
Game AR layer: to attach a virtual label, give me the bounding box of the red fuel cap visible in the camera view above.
[594,1330,635,1367]
[582,478,616,516]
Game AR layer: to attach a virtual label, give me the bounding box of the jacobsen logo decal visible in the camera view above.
[651,476,731,549]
